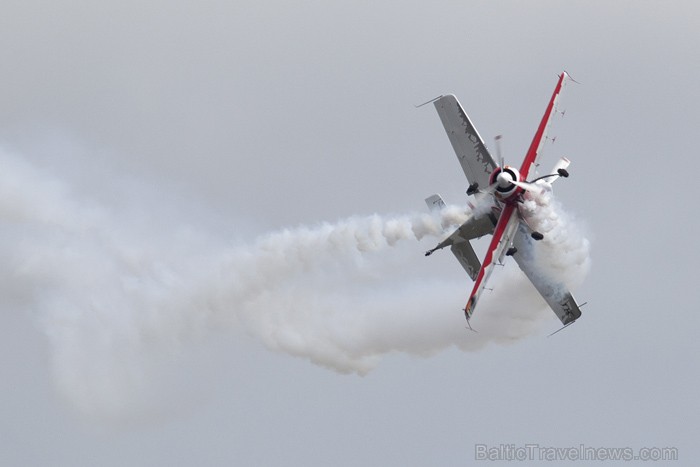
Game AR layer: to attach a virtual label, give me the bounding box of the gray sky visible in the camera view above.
[1,1,698,466]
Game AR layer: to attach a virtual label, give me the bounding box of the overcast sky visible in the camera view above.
[1,1,698,466]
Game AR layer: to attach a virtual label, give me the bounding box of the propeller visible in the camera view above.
[467,137,572,209]
[494,134,504,169]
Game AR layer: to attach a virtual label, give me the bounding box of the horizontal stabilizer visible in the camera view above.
[450,240,481,281]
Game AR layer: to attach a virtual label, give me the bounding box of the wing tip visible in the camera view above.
[562,70,581,84]
[464,297,475,320]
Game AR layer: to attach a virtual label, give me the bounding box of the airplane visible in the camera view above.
[421,72,582,329]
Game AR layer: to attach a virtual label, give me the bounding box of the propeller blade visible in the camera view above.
[494,135,504,168]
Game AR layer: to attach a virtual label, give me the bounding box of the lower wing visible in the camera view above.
[464,204,519,320]
[511,227,582,325]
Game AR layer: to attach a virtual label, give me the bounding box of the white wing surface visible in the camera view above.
[464,205,519,319]
[511,227,582,325]
[519,72,569,180]
[433,95,496,189]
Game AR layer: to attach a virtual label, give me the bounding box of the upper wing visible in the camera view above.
[519,72,569,181]
[464,204,519,319]
[511,227,582,325]
[433,94,496,189]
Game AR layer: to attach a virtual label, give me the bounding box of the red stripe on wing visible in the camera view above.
[464,204,516,319]
[519,72,567,180]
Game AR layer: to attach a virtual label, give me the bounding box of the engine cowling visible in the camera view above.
[489,166,521,200]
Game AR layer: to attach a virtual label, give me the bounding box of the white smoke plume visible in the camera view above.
[0,149,590,417]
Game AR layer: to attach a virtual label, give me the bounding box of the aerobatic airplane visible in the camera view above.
[421,72,582,329]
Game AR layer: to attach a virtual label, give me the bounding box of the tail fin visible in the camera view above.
[425,194,446,212]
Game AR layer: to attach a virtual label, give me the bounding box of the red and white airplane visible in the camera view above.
[422,72,582,328]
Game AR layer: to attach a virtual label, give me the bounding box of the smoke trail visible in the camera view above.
[0,149,590,416]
